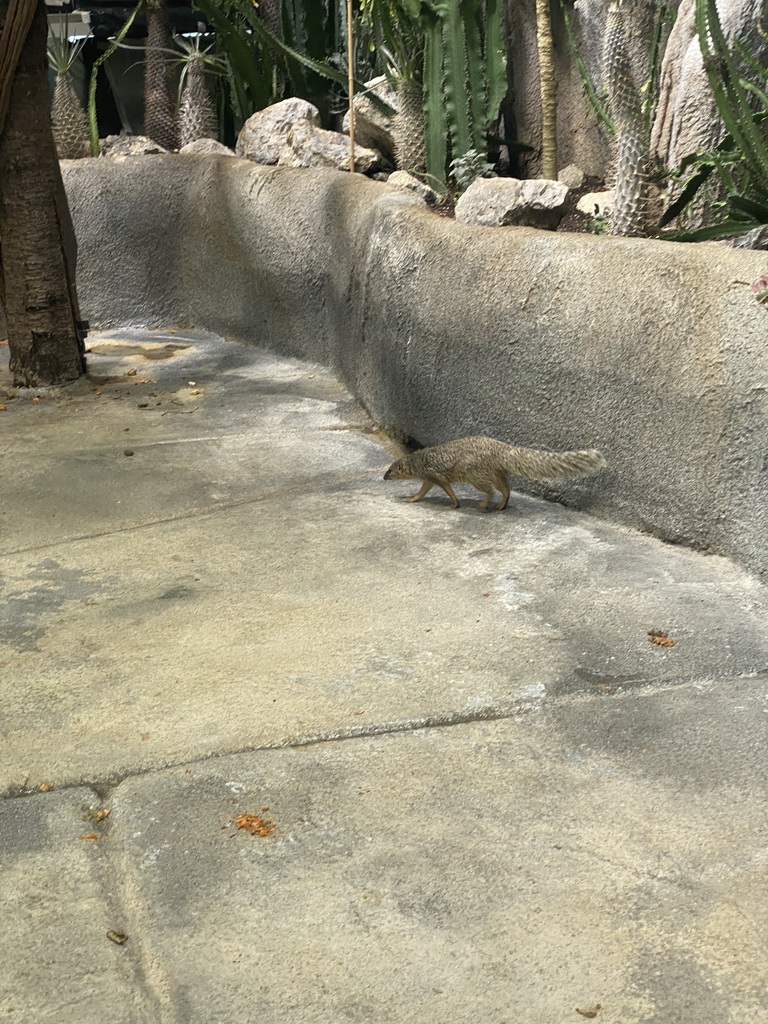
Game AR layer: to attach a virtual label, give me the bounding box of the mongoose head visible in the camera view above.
[384,457,414,480]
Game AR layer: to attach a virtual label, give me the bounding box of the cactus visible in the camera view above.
[144,0,179,151]
[48,25,90,159]
[603,0,652,236]
[179,51,218,146]
[393,76,426,173]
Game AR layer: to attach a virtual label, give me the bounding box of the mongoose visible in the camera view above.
[384,435,606,511]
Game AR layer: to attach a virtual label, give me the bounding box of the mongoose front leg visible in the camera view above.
[403,480,434,503]
[478,492,496,510]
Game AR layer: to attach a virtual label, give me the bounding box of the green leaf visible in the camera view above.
[88,0,145,155]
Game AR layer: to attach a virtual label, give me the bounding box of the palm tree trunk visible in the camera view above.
[0,0,86,385]
[535,0,557,179]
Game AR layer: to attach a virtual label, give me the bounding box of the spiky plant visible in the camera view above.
[173,36,223,146]
[144,0,179,150]
[47,25,90,159]
[393,76,426,173]
[256,0,282,41]
[603,0,651,236]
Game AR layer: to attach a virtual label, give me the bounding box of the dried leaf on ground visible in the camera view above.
[575,1005,602,1019]
[230,812,277,837]
[38,781,54,792]
[106,930,127,944]
[79,832,100,841]
[647,629,675,647]
[81,804,111,822]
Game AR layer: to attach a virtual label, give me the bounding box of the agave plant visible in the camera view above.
[661,0,768,240]
[47,22,90,159]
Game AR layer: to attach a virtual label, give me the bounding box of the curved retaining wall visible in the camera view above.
[62,155,768,573]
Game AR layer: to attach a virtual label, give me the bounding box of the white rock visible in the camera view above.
[277,124,380,173]
[100,134,167,156]
[455,177,569,229]
[576,190,614,217]
[387,170,437,204]
[558,163,585,189]
[341,76,397,161]
[179,138,236,157]
[236,99,321,165]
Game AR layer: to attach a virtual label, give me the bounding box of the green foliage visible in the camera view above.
[87,0,145,155]
[449,147,495,191]
[362,0,506,184]
[662,0,768,240]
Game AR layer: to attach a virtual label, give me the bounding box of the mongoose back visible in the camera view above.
[384,435,606,510]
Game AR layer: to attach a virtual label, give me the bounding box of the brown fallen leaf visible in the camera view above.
[230,812,277,837]
[39,781,54,792]
[127,368,137,376]
[575,1005,602,1019]
[596,683,613,692]
[32,396,40,404]
[81,805,110,822]
[648,629,676,648]
[106,931,127,944]
[79,832,100,841]
[0,404,6,412]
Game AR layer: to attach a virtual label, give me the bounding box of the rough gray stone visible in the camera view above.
[100,133,167,156]
[59,156,768,573]
[236,98,321,165]
[455,176,569,228]
[558,162,585,189]
[278,123,380,173]
[341,75,397,160]
[179,137,235,157]
[386,169,437,204]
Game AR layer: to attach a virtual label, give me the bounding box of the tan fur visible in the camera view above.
[384,435,606,511]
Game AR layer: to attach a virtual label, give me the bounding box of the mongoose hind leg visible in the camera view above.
[439,482,460,508]
[495,481,511,511]
[403,481,434,503]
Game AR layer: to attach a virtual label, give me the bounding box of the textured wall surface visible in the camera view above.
[62,155,768,572]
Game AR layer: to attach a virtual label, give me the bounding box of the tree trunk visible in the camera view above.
[535,0,557,179]
[0,0,86,386]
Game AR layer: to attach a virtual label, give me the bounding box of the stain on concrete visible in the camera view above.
[0,560,117,652]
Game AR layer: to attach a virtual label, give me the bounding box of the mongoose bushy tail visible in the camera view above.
[384,435,606,511]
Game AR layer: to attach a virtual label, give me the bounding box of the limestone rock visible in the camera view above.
[236,99,321,165]
[455,177,569,229]
[277,124,380,174]
[100,134,167,156]
[387,170,437,204]
[341,76,397,162]
[576,190,614,218]
[558,164,585,189]
[179,138,236,157]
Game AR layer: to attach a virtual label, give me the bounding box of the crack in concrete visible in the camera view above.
[0,468,386,559]
[2,671,757,801]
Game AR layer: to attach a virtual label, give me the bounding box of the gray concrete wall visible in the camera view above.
[61,155,768,573]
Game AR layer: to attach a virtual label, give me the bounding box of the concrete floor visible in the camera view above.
[1,329,767,1023]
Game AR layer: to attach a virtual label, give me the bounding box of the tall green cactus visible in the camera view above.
[603,0,652,236]
[365,0,507,184]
